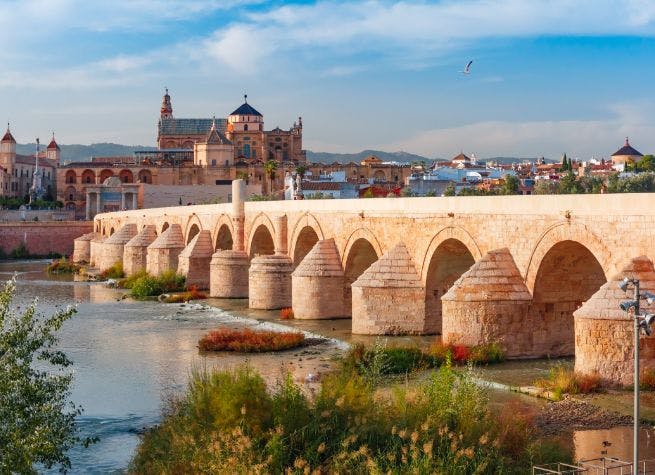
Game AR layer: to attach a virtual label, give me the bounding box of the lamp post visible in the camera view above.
[619,278,655,474]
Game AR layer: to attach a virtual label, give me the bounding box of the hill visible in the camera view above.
[16,143,153,163]
[307,149,435,164]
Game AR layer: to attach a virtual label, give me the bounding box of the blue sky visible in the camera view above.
[1,0,654,159]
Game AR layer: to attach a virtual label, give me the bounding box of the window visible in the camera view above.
[212,159,216,166]
[259,124,262,131]
[252,150,256,159]
[244,124,248,131]
[68,194,73,201]
[243,143,251,158]
[275,137,282,142]
[243,136,250,141]
[225,160,229,167]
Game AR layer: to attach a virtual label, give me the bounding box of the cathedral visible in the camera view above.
[157,89,306,163]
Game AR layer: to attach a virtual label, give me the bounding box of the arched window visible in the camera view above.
[243,144,251,158]
[244,124,249,131]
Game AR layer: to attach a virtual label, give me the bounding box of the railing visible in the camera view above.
[534,458,655,475]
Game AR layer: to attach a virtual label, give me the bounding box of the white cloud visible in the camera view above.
[202,0,655,73]
[381,101,655,159]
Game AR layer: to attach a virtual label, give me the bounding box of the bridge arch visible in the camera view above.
[342,228,382,315]
[213,215,234,251]
[525,223,611,294]
[160,222,170,234]
[247,213,276,257]
[184,215,203,244]
[289,213,325,266]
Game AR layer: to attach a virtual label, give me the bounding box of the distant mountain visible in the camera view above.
[16,143,154,163]
[307,149,435,164]
[15,142,550,166]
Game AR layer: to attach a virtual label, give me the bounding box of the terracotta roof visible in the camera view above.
[1,128,15,143]
[302,182,341,191]
[612,138,643,157]
[47,137,60,150]
[452,153,470,162]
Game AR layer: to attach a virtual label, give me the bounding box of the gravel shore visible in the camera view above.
[535,397,633,436]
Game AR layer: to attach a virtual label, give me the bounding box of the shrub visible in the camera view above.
[128,271,185,299]
[162,286,207,303]
[117,270,147,289]
[534,365,601,399]
[130,363,571,474]
[429,341,505,366]
[198,328,305,353]
[130,275,163,299]
[342,342,433,378]
[10,243,29,259]
[279,307,294,320]
[642,368,655,390]
[46,257,80,274]
[100,261,124,279]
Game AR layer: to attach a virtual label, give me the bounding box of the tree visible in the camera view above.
[502,175,519,195]
[444,183,456,196]
[263,160,278,195]
[400,186,415,197]
[295,165,306,178]
[561,154,569,172]
[638,155,655,172]
[0,278,91,472]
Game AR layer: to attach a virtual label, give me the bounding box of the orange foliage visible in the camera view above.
[279,307,294,320]
[198,328,305,353]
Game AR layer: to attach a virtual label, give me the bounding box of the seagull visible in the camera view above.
[461,60,473,75]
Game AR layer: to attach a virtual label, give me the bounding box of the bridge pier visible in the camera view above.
[574,256,655,386]
[292,238,345,319]
[441,248,533,357]
[146,223,184,276]
[89,234,106,268]
[73,232,96,263]
[123,225,157,276]
[178,230,213,290]
[210,180,250,298]
[352,243,427,335]
[97,224,137,272]
[249,214,293,309]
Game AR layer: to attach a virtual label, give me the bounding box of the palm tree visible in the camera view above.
[264,160,278,195]
[295,165,307,178]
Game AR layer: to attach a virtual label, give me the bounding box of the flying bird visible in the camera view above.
[461,60,473,75]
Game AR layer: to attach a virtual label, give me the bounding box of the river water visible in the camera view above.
[3,260,655,473]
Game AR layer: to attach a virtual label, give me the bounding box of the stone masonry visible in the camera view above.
[123,225,158,276]
[441,248,533,357]
[146,224,184,276]
[574,256,655,386]
[292,238,345,319]
[177,230,213,290]
[352,243,426,335]
[97,223,137,272]
[73,232,96,263]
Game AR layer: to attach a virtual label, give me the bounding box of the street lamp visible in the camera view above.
[619,278,655,474]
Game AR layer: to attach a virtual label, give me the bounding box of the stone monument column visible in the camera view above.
[209,179,250,298]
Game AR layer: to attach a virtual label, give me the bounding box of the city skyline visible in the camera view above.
[1,0,654,159]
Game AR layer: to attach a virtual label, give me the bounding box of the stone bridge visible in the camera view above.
[75,180,655,385]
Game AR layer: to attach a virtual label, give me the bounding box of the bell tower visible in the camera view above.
[160,87,173,119]
[0,123,16,170]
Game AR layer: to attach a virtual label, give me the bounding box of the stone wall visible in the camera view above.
[0,209,75,222]
[142,183,261,208]
[0,221,92,257]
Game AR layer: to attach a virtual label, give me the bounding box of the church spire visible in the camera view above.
[160,87,173,119]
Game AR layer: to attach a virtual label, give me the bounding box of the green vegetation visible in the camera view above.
[100,261,124,279]
[0,196,63,210]
[162,286,207,303]
[130,362,570,473]
[343,341,505,380]
[121,270,185,299]
[0,278,92,472]
[46,257,81,274]
[534,365,602,400]
[198,328,305,353]
[248,194,274,201]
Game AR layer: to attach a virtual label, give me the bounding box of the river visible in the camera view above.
[3,260,655,473]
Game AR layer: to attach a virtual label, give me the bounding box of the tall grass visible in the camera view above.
[46,257,80,274]
[100,261,124,279]
[130,363,570,473]
[534,365,602,399]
